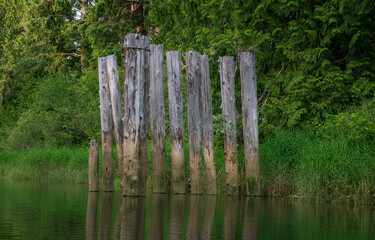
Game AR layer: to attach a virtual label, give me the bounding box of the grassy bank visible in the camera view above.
[260,129,375,203]
[1,128,374,202]
[0,147,89,183]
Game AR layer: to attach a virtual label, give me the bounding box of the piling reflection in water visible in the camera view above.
[86,192,99,240]
[99,192,114,240]
[85,193,260,240]
[118,197,146,240]
[223,196,239,239]
[201,195,217,239]
[148,194,166,240]
[186,195,201,240]
[242,197,260,240]
[168,194,185,240]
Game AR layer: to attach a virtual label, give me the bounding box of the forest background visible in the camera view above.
[1,0,375,200]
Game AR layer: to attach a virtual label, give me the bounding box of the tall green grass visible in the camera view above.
[260,129,375,202]
[0,147,89,183]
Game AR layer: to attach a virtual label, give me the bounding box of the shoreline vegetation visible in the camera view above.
[1,124,374,204]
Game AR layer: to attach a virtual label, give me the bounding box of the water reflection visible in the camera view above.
[167,194,185,240]
[242,198,260,240]
[118,197,146,240]
[1,181,373,239]
[99,192,114,240]
[223,196,239,239]
[186,195,201,240]
[202,195,217,239]
[85,192,98,240]
[85,192,260,240]
[149,194,166,240]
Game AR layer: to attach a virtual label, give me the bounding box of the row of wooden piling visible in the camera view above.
[90,33,261,196]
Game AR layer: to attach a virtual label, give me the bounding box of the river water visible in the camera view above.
[0,180,374,239]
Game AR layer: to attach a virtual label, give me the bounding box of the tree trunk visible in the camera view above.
[106,55,124,188]
[219,56,239,196]
[150,44,167,193]
[122,33,150,196]
[88,139,99,192]
[186,51,203,195]
[99,57,114,192]
[166,51,186,194]
[80,0,88,71]
[200,55,217,195]
[240,51,261,196]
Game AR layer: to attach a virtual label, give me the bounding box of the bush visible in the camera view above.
[6,71,100,149]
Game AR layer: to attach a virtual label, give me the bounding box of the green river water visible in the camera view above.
[0,180,374,239]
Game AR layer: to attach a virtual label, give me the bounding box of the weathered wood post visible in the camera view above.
[200,55,217,195]
[99,57,115,192]
[88,139,99,192]
[139,37,151,197]
[186,51,203,195]
[150,44,167,193]
[122,33,150,196]
[106,55,124,185]
[219,56,239,196]
[240,51,261,196]
[166,51,186,194]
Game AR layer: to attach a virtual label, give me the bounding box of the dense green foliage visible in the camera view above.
[1,0,374,149]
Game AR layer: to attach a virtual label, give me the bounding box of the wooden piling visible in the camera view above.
[200,55,217,195]
[150,44,167,193]
[99,57,115,192]
[219,56,239,196]
[122,33,150,196]
[186,51,203,195]
[88,139,99,192]
[166,51,186,194]
[240,51,261,196]
[106,55,124,186]
[139,35,151,197]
